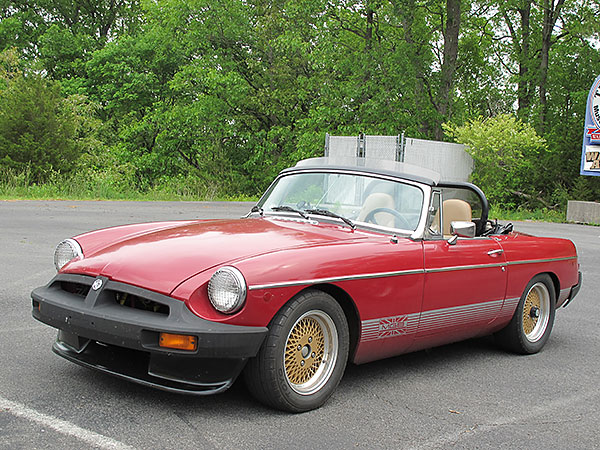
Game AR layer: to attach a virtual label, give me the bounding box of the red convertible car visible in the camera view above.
[32,157,581,412]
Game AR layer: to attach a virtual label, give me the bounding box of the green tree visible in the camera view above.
[445,114,548,208]
[2,0,599,204]
[82,17,189,188]
[0,52,101,182]
[147,0,326,190]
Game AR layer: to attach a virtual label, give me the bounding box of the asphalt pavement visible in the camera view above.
[1,200,598,449]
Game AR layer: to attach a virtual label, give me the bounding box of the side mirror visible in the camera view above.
[451,221,476,238]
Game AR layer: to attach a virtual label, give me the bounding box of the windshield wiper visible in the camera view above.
[305,208,355,230]
[271,205,308,220]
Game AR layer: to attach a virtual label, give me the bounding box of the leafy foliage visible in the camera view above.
[445,115,546,208]
[1,0,599,204]
[0,63,100,182]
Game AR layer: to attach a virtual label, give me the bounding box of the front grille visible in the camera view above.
[59,281,90,298]
[113,291,169,316]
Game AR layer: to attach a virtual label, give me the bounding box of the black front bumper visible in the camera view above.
[32,274,268,395]
[562,271,582,308]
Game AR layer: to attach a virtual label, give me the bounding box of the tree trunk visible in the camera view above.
[517,0,532,118]
[365,5,373,51]
[500,0,533,118]
[538,0,566,134]
[397,0,430,135]
[435,0,461,140]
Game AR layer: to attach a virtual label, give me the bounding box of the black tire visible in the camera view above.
[495,274,556,354]
[244,289,349,412]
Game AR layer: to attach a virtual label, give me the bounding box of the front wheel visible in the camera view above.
[244,290,349,412]
[495,274,556,354]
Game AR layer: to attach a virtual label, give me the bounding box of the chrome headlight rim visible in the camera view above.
[207,266,247,314]
[54,238,83,272]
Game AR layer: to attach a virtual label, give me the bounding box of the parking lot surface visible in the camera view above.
[1,200,598,449]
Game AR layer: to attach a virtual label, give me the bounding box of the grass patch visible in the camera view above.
[0,168,258,202]
[1,168,577,222]
[488,206,566,223]
[0,187,257,202]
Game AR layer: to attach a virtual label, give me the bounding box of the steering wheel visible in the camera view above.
[296,200,312,210]
[364,207,412,229]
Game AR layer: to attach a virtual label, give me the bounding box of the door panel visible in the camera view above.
[417,238,507,346]
[351,239,424,364]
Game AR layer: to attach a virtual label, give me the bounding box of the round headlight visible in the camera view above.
[54,239,83,271]
[207,266,247,314]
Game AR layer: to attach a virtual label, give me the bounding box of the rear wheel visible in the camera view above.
[495,274,556,354]
[244,290,349,412]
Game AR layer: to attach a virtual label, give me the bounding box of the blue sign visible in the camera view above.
[581,74,600,175]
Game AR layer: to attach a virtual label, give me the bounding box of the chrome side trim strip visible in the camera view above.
[248,257,575,291]
[248,269,424,291]
[425,263,506,273]
[425,256,576,274]
[506,256,577,266]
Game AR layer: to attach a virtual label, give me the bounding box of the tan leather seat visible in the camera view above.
[442,199,472,236]
[358,193,395,227]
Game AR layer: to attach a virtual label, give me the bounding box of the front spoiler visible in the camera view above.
[52,339,246,395]
[32,273,268,395]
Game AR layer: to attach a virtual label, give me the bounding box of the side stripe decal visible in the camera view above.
[360,298,520,342]
[500,296,520,313]
[361,313,420,341]
[417,300,503,334]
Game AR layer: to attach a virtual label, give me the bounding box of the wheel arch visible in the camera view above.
[494,271,557,354]
[295,283,360,361]
[539,271,560,303]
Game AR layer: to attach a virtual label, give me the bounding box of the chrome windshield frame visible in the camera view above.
[250,167,433,240]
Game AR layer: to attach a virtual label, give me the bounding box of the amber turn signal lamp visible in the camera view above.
[159,333,197,351]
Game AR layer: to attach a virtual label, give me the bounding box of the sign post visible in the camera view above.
[581,74,600,176]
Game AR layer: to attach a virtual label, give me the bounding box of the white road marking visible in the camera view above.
[0,396,134,450]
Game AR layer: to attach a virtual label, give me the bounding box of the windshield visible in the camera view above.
[258,171,425,232]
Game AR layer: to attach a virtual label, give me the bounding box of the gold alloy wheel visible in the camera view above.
[283,310,338,395]
[522,282,551,343]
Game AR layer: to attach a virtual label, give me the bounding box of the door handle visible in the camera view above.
[487,249,504,256]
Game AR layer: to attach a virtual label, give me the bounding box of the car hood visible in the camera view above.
[64,217,365,295]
